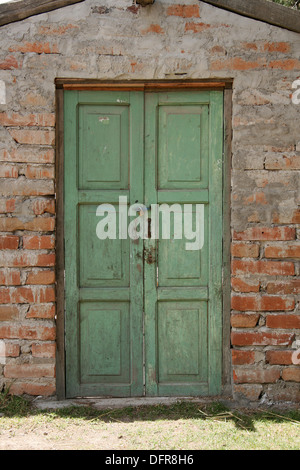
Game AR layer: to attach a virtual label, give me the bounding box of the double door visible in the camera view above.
[64,89,223,397]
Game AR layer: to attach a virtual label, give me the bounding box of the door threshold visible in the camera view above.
[32,395,224,410]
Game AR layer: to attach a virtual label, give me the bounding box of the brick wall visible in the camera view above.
[0,0,299,402]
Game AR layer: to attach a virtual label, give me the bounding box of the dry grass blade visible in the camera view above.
[257,409,300,426]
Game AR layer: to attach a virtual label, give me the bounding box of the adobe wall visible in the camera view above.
[0,0,299,402]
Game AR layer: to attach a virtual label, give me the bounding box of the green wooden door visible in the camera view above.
[64,89,223,398]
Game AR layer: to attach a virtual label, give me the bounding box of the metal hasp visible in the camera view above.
[136,0,155,6]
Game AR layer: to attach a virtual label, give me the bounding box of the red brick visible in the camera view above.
[231,313,260,328]
[231,242,259,258]
[0,55,20,69]
[266,315,300,329]
[267,280,300,295]
[0,164,19,178]
[0,112,55,127]
[0,179,54,197]
[282,368,300,382]
[4,364,55,378]
[232,295,295,312]
[265,244,300,259]
[0,342,20,357]
[0,286,55,304]
[231,278,260,293]
[23,235,55,250]
[26,270,55,285]
[263,42,290,53]
[0,324,55,340]
[9,41,59,54]
[266,350,293,365]
[232,260,295,276]
[231,331,294,346]
[232,350,255,365]
[8,129,55,146]
[185,22,212,32]
[0,217,55,232]
[0,305,19,321]
[268,59,300,70]
[166,4,200,17]
[233,368,280,384]
[25,165,54,179]
[0,269,21,286]
[26,304,55,319]
[0,235,19,250]
[32,343,56,358]
[233,227,295,241]
[8,382,55,396]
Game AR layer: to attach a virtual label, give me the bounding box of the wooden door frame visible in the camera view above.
[55,79,233,400]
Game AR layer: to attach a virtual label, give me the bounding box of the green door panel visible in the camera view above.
[64,89,223,398]
[64,91,144,398]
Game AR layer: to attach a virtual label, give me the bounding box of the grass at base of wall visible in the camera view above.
[0,392,299,450]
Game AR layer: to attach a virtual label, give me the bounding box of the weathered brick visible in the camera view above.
[0,217,55,232]
[25,165,54,179]
[0,342,20,357]
[231,242,259,258]
[23,235,55,250]
[141,24,164,34]
[267,280,300,295]
[0,269,21,286]
[266,315,300,329]
[0,55,20,69]
[268,59,300,70]
[0,286,55,304]
[0,324,55,341]
[0,252,55,268]
[233,384,263,401]
[265,244,300,259]
[0,164,19,178]
[233,227,295,241]
[166,4,200,17]
[26,270,55,285]
[0,148,54,164]
[266,350,293,365]
[9,41,59,54]
[8,129,55,146]
[26,304,55,319]
[231,278,260,293]
[232,350,255,365]
[211,57,263,71]
[0,178,54,196]
[272,209,300,224]
[231,331,295,346]
[0,305,19,321]
[265,154,300,170]
[32,199,55,215]
[233,368,281,384]
[231,295,295,312]
[0,235,19,250]
[232,260,295,276]
[231,313,260,328]
[4,363,55,378]
[32,343,56,358]
[8,382,55,396]
[0,199,16,213]
[282,368,300,382]
[0,112,55,127]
